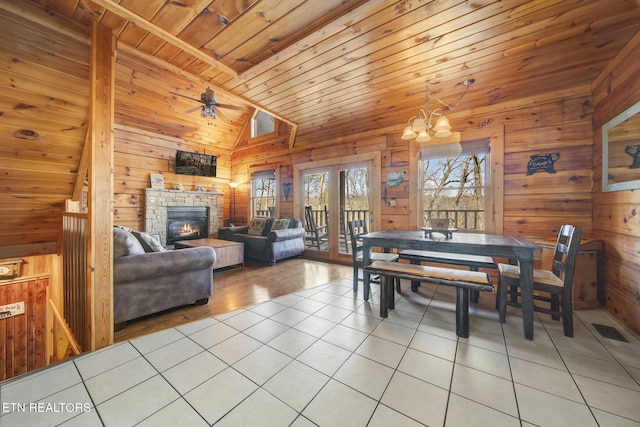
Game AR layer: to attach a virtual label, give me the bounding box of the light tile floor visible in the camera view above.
[2,278,640,426]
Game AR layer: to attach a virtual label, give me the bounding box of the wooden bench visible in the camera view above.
[364,260,493,338]
[398,249,497,302]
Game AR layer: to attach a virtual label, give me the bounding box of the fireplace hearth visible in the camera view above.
[166,206,209,245]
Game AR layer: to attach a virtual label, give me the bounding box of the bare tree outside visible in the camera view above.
[422,154,486,229]
[304,169,370,210]
[252,178,276,216]
[304,172,329,208]
[342,167,369,211]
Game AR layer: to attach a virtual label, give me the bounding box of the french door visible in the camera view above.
[295,153,380,262]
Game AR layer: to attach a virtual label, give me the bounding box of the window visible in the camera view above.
[251,169,276,217]
[420,139,490,230]
[251,110,275,138]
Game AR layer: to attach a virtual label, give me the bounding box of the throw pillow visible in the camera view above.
[288,218,300,228]
[248,217,268,236]
[271,218,290,230]
[132,231,167,253]
[113,227,146,257]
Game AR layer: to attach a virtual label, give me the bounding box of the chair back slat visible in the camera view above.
[304,206,316,233]
[348,219,367,257]
[551,224,583,290]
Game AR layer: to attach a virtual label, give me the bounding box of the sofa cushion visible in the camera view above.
[132,231,166,253]
[271,218,290,230]
[248,217,268,235]
[114,227,146,257]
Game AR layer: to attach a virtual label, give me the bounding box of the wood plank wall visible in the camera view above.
[460,89,595,240]
[0,6,89,257]
[592,33,640,338]
[1,275,50,381]
[113,125,232,232]
[231,120,295,225]
[0,252,65,381]
[231,88,595,243]
[113,50,237,233]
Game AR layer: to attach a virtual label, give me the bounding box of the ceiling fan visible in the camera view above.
[169,87,244,120]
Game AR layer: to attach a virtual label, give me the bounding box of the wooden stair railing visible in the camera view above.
[48,299,82,363]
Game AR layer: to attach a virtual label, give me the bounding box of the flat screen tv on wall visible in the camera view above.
[175,150,217,177]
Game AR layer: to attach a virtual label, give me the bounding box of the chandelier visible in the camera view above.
[401,79,475,143]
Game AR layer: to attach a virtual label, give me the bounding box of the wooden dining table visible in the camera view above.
[361,230,539,340]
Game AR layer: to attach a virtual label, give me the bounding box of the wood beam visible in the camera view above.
[288,124,298,152]
[232,107,255,151]
[0,243,58,259]
[90,0,239,79]
[89,22,115,350]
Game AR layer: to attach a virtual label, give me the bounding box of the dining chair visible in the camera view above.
[348,219,400,295]
[339,206,349,253]
[497,224,583,337]
[304,206,328,249]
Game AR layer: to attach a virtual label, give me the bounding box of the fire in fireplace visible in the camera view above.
[166,206,209,245]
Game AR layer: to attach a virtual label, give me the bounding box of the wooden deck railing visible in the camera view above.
[268,208,483,230]
[306,208,370,229]
[424,209,484,230]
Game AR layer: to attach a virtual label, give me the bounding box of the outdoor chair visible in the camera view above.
[304,206,328,249]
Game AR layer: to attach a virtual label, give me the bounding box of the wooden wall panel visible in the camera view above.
[230,123,294,226]
[592,32,640,337]
[0,7,89,255]
[231,90,596,249]
[111,47,245,233]
[454,91,595,241]
[1,277,49,381]
[114,125,232,232]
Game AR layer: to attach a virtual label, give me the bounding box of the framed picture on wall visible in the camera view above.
[150,173,165,189]
[175,150,217,177]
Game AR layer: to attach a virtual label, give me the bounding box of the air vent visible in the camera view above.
[592,323,628,342]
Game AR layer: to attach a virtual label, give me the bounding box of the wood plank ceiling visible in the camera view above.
[35,0,640,148]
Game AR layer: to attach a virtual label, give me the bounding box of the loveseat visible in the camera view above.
[113,226,216,327]
[218,217,305,264]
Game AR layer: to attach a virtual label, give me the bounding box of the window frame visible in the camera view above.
[419,141,489,232]
[250,110,275,139]
[412,127,504,234]
[249,165,279,218]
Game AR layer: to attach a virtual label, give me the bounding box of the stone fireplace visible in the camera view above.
[145,188,223,245]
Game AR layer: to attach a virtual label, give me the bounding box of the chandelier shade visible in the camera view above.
[415,130,431,143]
[401,124,417,140]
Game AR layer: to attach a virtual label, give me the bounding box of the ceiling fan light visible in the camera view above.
[401,125,417,140]
[415,129,431,143]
